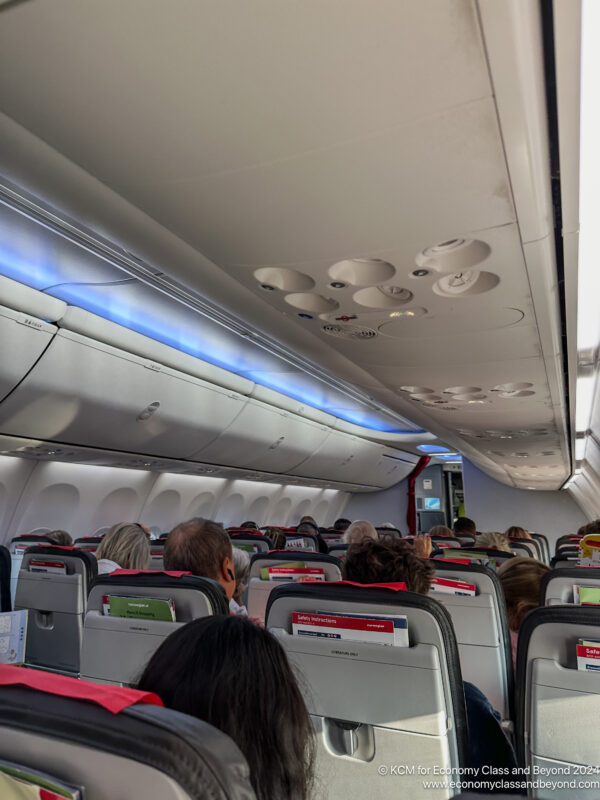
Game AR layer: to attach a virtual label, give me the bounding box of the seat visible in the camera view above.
[508,540,536,558]
[554,535,582,556]
[280,528,319,551]
[516,606,600,799]
[321,530,344,545]
[229,532,273,554]
[0,545,10,612]
[531,533,550,565]
[454,534,476,547]
[434,548,515,569]
[74,536,104,553]
[81,571,229,685]
[148,540,165,570]
[247,552,342,624]
[15,545,97,674]
[376,527,402,540]
[541,566,600,606]
[0,664,255,800]
[8,534,55,606]
[266,581,468,799]
[550,547,579,569]
[431,535,463,549]
[327,543,349,559]
[432,560,513,721]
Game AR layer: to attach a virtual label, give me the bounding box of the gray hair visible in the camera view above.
[343,520,378,545]
[96,523,150,570]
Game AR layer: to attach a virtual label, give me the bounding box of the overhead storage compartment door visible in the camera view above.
[291,432,414,488]
[0,329,246,458]
[0,305,57,402]
[190,399,330,472]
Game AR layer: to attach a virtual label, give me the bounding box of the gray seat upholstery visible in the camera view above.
[509,540,536,558]
[0,665,255,800]
[432,561,513,721]
[74,536,104,553]
[247,552,342,624]
[435,548,515,569]
[266,582,468,799]
[531,533,550,565]
[15,545,97,674]
[541,567,600,606]
[229,533,273,554]
[148,541,166,571]
[81,571,228,685]
[517,606,600,799]
[9,535,54,605]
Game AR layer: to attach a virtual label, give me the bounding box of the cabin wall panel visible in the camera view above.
[0,455,37,540]
[462,458,585,545]
[343,479,409,533]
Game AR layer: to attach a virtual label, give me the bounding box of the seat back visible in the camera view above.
[430,535,463,549]
[531,533,550,565]
[148,541,165,570]
[434,547,515,569]
[517,606,600,798]
[432,561,513,720]
[15,545,97,674]
[376,527,402,541]
[0,546,10,612]
[454,533,476,547]
[229,532,273,555]
[266,582,467,799]
[81,571,229,685]
[247,552,342,623]
[0,665,255,799]
[281,529,319,551]
[9,535,55,606]
[550,549,579,569]
[320,530,344,545]
[554,534,582,556]
[327,543,348,559]
[508,539,536,558]
[74,536,104,553]
[541,567,600,606]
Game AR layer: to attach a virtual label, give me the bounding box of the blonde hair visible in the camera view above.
[476,532,511,552]
[505,526,531,540]
[343,520,378,545]
[498,557,549,623]
[96,523,150,570]
[428,525,454,538]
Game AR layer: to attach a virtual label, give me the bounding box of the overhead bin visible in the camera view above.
[290,430,416,487]
[0,329,247,459]
[190,398,330,472]
[0,305,58,403]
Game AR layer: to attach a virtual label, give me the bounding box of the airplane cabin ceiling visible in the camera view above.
[0,0,572,488]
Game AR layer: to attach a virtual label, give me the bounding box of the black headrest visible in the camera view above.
[250,551,341,567]
[0,545,10,612]
[230,533,274,548]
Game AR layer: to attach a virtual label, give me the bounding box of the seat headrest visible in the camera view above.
[0,665,162,714]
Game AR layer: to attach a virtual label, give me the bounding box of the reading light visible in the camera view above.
[578,0,600,352]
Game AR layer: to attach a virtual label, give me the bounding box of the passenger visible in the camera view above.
[343,520,378,545]
[428,524,454,538]
[45,529,73,546]
[296,521,328,554]
[163,517,236,601]
[263,526,287,550]
[344,538,433,593]
[454,516,477,536]
[505,525,532,540]
[240,520,258,530]
[138,615,315,800]
[344,538,517,777]
[333,517,351,531]
[497,557,550,671]
[299,515,318,528]
[577,519,600,536]
[476,531,511,552]
[230,547,250,616]
[95,522,150,574]
[413,533,433,559]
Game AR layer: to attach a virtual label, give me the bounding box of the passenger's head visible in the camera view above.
[454,517,476,535]
[428,525,454,538]
[333,518,351,531]
[164,518,235,601]
[240,520,258,530]
[95,523,150,570]
[138,616,314,800]
[343,539,434,594]
[45,529,73,547]
[297,521,318,536]
[497,557,550,631]
[476,532,512,552]
[263,526,287,550]
[505,526,532,540]
[342,520,378,545]
[577,519,600,536]
[231,547,251,605]
[299,515,317,528]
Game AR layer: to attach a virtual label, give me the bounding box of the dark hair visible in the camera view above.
[577,519,600,537]
[46,529,73,547]
[163,518,232,579]
[138,616,314,800]
[240,520,258,530]
[263,526,287,550]
[454,516,476,534]
[297,521,318,535]
[333,518,351,531]
[505,525,531,540]
[343,539,434,594]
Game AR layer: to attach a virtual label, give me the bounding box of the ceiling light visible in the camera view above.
[389,310,415,318]
[578,0,600,351]
[416,445,451,454]
[576,374,596,432]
